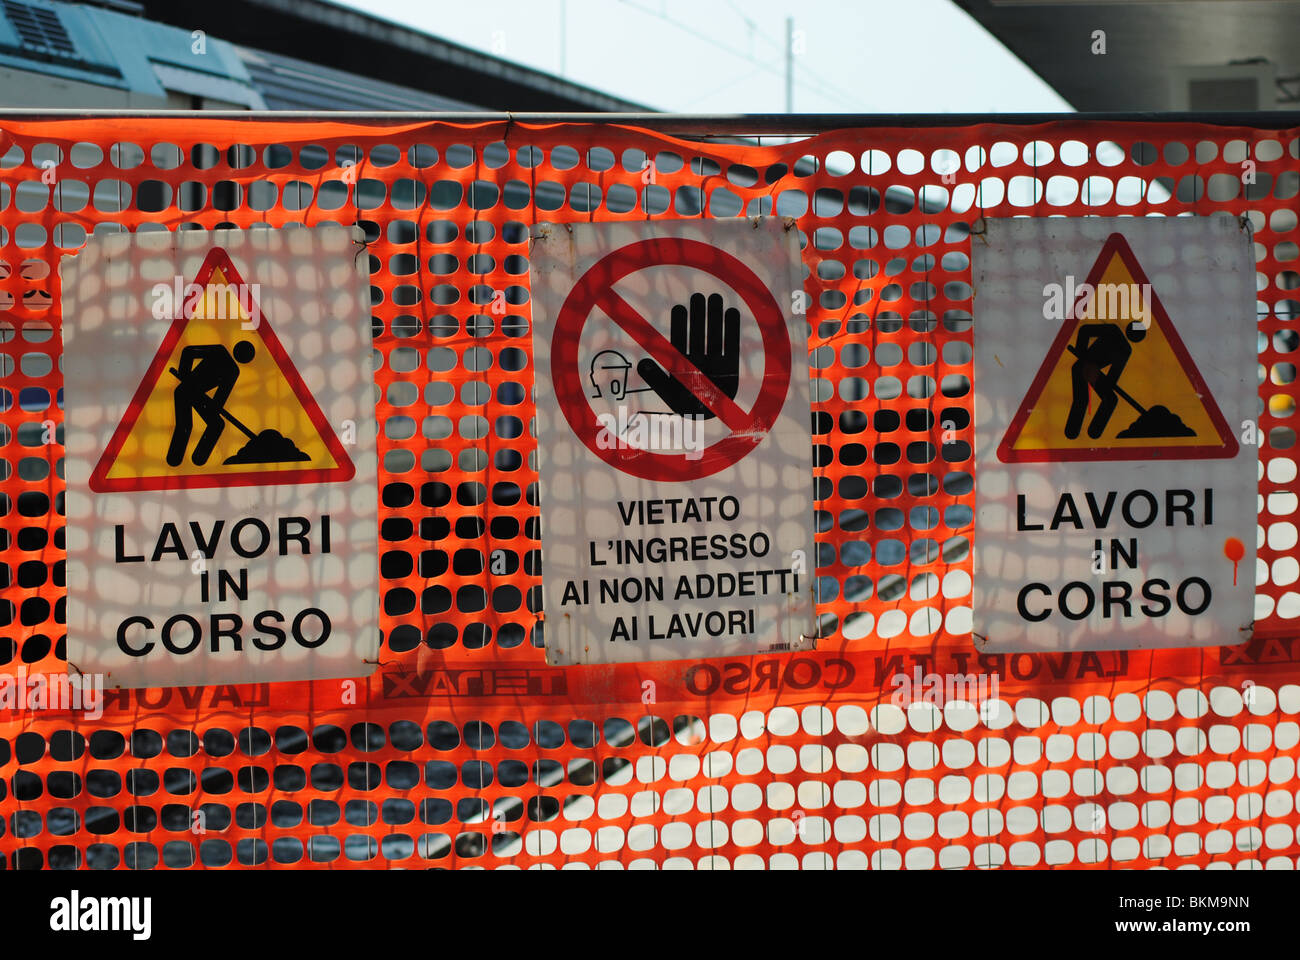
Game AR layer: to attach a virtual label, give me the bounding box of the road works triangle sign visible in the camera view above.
[973,216,1257,655]
[89,247,353,493]
[64,226,379,689]
[997,232,1238,463]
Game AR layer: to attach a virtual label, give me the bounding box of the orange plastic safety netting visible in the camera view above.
[0,115,1298,870]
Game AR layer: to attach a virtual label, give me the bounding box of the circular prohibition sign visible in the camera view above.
[550,237,793,482]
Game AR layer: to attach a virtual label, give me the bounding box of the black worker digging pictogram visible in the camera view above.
[166,339,311,467]
[1064,321,1196,441]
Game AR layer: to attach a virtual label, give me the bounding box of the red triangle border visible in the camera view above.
[996,232,1239,464]
[88,247,355,493]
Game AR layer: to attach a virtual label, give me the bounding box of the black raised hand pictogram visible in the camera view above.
[636,292,740,420]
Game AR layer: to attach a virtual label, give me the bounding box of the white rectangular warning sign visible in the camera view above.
[972,216,1257,652]
[530,218,816,665]
[62,226,379,688]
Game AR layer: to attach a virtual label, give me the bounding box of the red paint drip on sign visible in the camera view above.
[1224,537,1245,586]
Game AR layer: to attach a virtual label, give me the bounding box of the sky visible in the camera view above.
[328,0,1073,114]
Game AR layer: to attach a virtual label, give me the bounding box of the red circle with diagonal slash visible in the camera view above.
[551,237,792,481]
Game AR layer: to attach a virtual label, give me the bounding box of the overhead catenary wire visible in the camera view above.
[712,2,869,112]
[615,0,863,111]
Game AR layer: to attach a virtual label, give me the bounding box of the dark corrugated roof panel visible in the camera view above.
[143,0,648,112]
[239,44,480,111]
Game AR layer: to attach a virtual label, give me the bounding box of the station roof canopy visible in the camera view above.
[954,0,1300,111]
[140,0,650,112]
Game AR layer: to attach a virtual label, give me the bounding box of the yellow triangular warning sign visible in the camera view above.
[998,233,1237,463]
[90,248,354,492]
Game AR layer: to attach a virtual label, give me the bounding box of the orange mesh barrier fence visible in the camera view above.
[1,115,1299,870]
